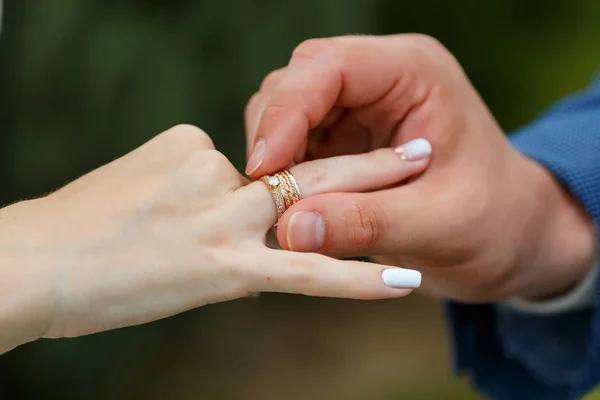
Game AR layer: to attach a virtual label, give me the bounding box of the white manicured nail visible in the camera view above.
[394,138,432,161]
[382,268,422,288]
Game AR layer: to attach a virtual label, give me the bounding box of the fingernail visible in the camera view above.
[246,139,266,175]
[382,268,422,288]
[287,212,325,252]
[394,138,432,161]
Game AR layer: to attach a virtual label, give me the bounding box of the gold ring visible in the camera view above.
[261,169,303,225]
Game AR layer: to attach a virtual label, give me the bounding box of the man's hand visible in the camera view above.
[244,34,596,303]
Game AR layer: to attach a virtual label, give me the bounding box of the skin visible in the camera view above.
[0,124,429,355]
[245,34,597,304]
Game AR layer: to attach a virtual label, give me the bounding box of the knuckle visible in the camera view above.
[406,33,448,55]
[292,37,339,61]
[193,149,231,175]
[159,124,215,150]
[403,34,460,75]
[177,149,231,186]
[177,149,241,195]
[260,68,285,91]
[345,202,386,251]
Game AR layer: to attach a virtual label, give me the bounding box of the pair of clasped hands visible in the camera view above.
[2,34,594,353]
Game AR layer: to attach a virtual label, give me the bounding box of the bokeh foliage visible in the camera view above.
[0,1,599,399]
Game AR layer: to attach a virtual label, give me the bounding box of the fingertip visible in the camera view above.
[393,138,432,161]
[276,195,331,252]
[244,138,291,179]
[245,138,266,176]
[381,268,422,289]
[247,108,311,178]
[263,252,417,300]
[379,287,415,299]
[341,261,417,300]
[285,211,325,252]
[277,193,369,257]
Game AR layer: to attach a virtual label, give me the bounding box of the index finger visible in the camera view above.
[245,34,446,178]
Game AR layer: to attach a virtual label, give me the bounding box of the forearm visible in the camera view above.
[0,200,54,354]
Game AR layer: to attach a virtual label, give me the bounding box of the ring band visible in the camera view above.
[261,169,303,225]
[282,169,301,203]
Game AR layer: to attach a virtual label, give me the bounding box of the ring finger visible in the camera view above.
[233,137,433,231]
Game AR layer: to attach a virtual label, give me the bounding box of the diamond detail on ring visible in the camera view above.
[268,176,280,187]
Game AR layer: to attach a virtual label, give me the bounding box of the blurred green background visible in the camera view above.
[0,1,599,399]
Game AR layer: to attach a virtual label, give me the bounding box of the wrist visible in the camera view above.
[504,263,596,314]
[0,199,57,353]
[510,154,596,301]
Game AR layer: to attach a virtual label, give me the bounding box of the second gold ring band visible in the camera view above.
[261,169,302,225]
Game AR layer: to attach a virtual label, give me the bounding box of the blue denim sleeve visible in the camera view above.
[446,75,600,400]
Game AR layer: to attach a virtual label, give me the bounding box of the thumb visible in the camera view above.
[276,186,426,257]
[251,250,421,300]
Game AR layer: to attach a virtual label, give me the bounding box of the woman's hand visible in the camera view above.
[244,34,596,304]
[0,124,427,354]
